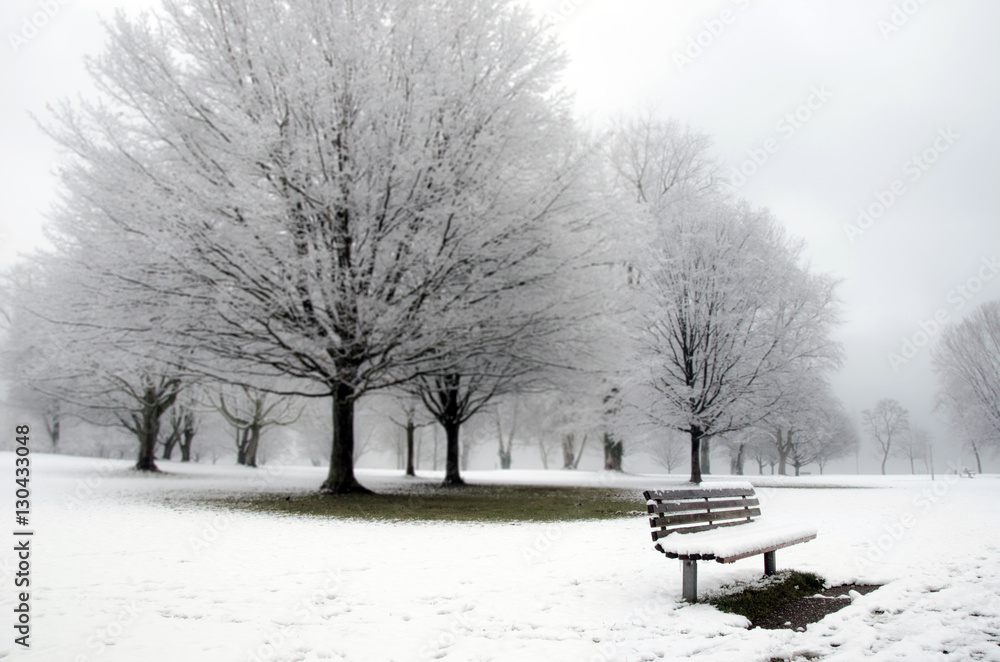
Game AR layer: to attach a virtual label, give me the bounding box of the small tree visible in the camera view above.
[215,386,300,468]
[651,431,686,473]
[493,401,518,470]
[895,427,930,475]
[387,395,433,477]
[862,399,910,475]
[162,399,199,462]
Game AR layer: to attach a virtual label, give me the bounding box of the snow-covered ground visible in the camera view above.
[3,453,1000,661]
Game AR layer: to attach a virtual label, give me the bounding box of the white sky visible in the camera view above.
[2,0,998,471]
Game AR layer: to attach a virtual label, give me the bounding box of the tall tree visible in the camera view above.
[626,193,840,483]
[41,0,590,494]
[608,117,841,484]
[862,398,910,475]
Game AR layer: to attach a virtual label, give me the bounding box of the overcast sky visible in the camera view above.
[3,0,998,472]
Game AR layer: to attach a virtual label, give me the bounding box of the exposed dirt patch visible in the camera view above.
[753,584,882,630]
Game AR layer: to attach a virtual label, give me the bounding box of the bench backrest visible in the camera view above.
[643,485,761,542]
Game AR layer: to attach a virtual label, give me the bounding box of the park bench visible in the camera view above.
[643,483,817,602]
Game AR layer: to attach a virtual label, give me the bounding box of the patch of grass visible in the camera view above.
[705,570,825,622]
[196,484,645,523]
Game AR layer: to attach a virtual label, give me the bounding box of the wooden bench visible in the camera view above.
[643,483,817,602]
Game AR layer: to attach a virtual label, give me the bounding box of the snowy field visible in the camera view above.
[3,453,1000,661]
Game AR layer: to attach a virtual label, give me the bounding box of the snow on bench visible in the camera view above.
[643,482,817,602]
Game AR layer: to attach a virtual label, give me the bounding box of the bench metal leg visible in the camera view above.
[682,560,698,602]
[764,550,776,576]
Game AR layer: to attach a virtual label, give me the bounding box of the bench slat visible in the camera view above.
[713,533,817,563]
[647,497,760,514]
[649,507,761,529]
[651,518,754,541]
[644,487,754,500]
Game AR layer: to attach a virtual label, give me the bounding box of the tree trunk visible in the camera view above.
[320,382,371,494]
[562,434,575,470]
[405,419,416,477]
[880,449,889,475]
[689,425,703,484]
[573,434,588,470]
[733,443,745,475]
[776,428,791,476]
[135,410,159,472]
[433,376,466,487]
[494,403,516,470]
[136,427,159,471]
[134,384,175,472]
[179,413,195,462]
[245,424,261,468]
[44,406,60,452]
[442,420,464,486]
[971,440,983,474]
[538,439,549,470]
[700,437,711,475]
[603,432,623,471]
[499,447,512,469]
[162,431,179,460]
[236,428,248,465]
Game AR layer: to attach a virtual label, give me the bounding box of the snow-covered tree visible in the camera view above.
[895,426,930,475]
[1,226,191,471]
[162,395,199,462]
[648,429,687,474]
[933,301,1000,462]
[608,117,841,483]
[41,0,596,494]
[762,377,854,476]
[214,385,300,468]
[862,398,910,475]
[814,408,859,475]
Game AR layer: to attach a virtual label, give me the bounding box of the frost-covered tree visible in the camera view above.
[162,398,198,462]
[814,408,859,475]
[895,426,930,475]
[608,117,840,483]
[41,0,594,494]
[937,386,992,474]
[0,223,192,472]
[763,377,853,476]
[862,398,910,475]
[385,394,434,477]
[215,385,300,468]
[624,195,840,482]
[933,301,1000,462]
